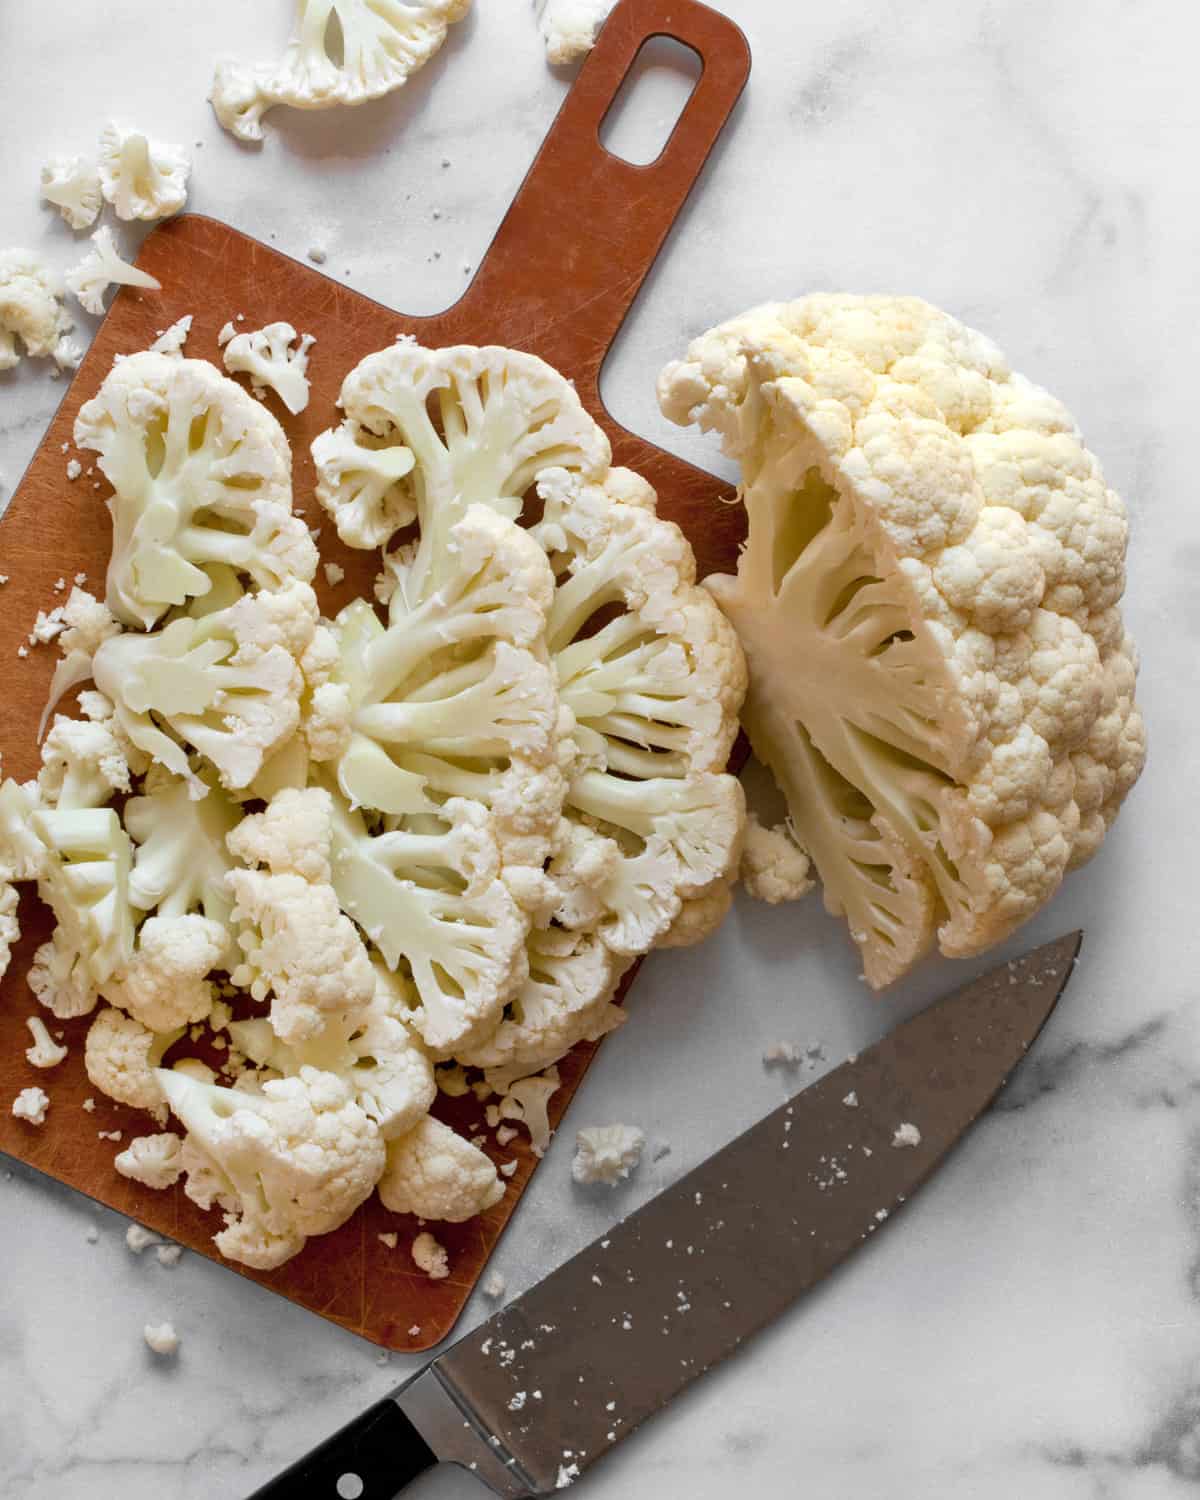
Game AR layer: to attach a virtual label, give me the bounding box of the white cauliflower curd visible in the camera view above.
[660,294,1146,985]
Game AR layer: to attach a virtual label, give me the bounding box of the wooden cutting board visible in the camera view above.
[0,0,750,1350]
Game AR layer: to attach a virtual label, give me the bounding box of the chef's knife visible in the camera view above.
[250,931,1081,1499]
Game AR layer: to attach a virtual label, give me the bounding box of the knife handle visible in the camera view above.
[247,1396,436,1499]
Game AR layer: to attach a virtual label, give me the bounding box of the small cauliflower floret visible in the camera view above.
[91,584,312,794]
[75,353,306,629]
[221,321,315,415]
[226,786,334,884]
[494,1073,560,1156]
[379,1114,504,1222]
[98,122,190,221]
[85,1007,182,1112]
[311,420,416,549]
[328,790,528,1056]
[411,1229,449,1279]
[38,713,132,811]
[114,1132,184,1190]
[25,1016,68,1069]
[210,0,472,142]
[0,249,76,371]
[41,154,103,229]
[149,315,193,356]
[536,0,615,63]
[739,813,813,905]
[109,914,228,1031]
[158,1065,386,1270]
[659,294,1147,985]
[571,1123,645,1185]
[13,1086,50,1125]
[65,226,162,316]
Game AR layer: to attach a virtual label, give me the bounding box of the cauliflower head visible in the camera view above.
[378,1113,504,1222]
[659,294,1147,985]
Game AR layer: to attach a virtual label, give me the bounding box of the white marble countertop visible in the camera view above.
[2,1,1198,1496]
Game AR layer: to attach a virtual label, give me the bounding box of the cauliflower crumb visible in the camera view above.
[571,1124,645,1186]
[156,1244,183,1267]
[482,1270,506,1299]
[437,1065,471,1098]
[322,561,345,587]
[25,1016,68,1069]
[892,1122,922,1149]
[412,1231,449,1280]
[97,1129,123,1141]
[740,813,813,904]
[29,608,66,646]
[66,459,82,481]
[143,1321,179,1356]
[408,1324,422,1337]
[762,1041,803,1067]
[126,1223,162,1254]
[149,315,193,356]
[556,1462,581,1490]
[378,1232,398,1249]
[495,1124,518,1147]
[82,1097,96,1112]
[499,1161,517,1178]
[843,1091,859,1108]
[12,1086,49,1125]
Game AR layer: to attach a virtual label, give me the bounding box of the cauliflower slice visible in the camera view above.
[0,249,76,371]
[739,812,813,904]
[74,352,306,628]
[91,583,315,794]
[210,0,472,142]
[659,294,1147,985]
[85,1007,182,1113]
[328,789,528,1056]
[125,768,241,924]
[220,321,315,416]
[536,0,615,64]
[311,419,416,549]
[41,154,102,230]
[98,123,189,221]
[32,806,136,991]
[378,1114,504,1221]
[65,226,162,316]
[571,1123,645,1185]
[114,1132,184,1190]
[157,1065,386,1270]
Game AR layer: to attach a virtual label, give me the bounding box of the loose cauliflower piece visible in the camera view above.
[0,249,76,371]
[91,583,316,794]
[329,789,528,1056]
[739,813,813,905]
[25,1015,68,1069]
[220,321,315,416]
[114,1132,184,1190]
[85,1006,182,1112]
[571,1122,645,1185]
[226,785,335,885]
[411,1229,449,1279]
[494,1072,560,1156]
[311,419,416,549]
[74,352,307,628]
[149,315,193,357]
[379,1114,504,1222]
[659,294,1147,986]
[41,154,103,230]
[125,768,241,924]
[157,1065,386,1270]
[65,226,162,317]
[32,806,136,991]
[13,1087,50,1125]
[210,0,472,142]
[536,0,615,63]
[98,123,189,221]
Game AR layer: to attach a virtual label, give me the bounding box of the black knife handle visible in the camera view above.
[247,1396,437,1500]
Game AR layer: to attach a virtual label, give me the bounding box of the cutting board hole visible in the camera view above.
[335,1474,364,1499]
[599,38,703,167]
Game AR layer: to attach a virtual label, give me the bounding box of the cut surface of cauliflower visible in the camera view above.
[210,0,473,141]
[660,294,1147,986]
[221,321,315,416]
[379,1114,504,1221]
[143,1321,180,1355]
[739,812,813,904]
[74,352,305,628]
[41,154,103,230]
[536,0,615,63]
[0,249,77,371]
[65,227,162,317]
[98,123,190,221]
[571,1122,645,1185]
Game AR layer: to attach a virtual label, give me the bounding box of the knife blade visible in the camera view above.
[249,931,1081,1499]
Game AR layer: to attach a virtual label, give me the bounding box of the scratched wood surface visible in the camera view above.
[0,0,750,1350]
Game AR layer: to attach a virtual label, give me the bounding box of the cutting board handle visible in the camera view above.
[452,0,751,391]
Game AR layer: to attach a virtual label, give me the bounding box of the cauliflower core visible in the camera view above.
[660,294,1146,985]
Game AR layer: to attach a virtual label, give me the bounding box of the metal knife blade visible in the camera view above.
[250,932,1081,1499]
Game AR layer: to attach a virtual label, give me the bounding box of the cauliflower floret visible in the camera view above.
[12,1087,50,1125]
[571,1123,645,1185]
[537,0,615,63]
[379,1114,504,1221]
[85,1006,182,1113]
[0,249,76,371]
[659,294,1147,985]
[149,315,193,356]
[65,226,162,316]
[98,122,190,221]
[210,0,472,142]
[158,1065,386,1270]
[38,713,132,811]
[311,420,416,549]
[25,1016,68,1069]
[226,786,333,884]
[74,352,305,629]
[411,1229,449,1279]
[220,321,315,416]
[41,154,103,230]
[109,914,228,1031]
[493,1072,560,1156]
[739,813,814,904]
[114,1132,185,1190]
